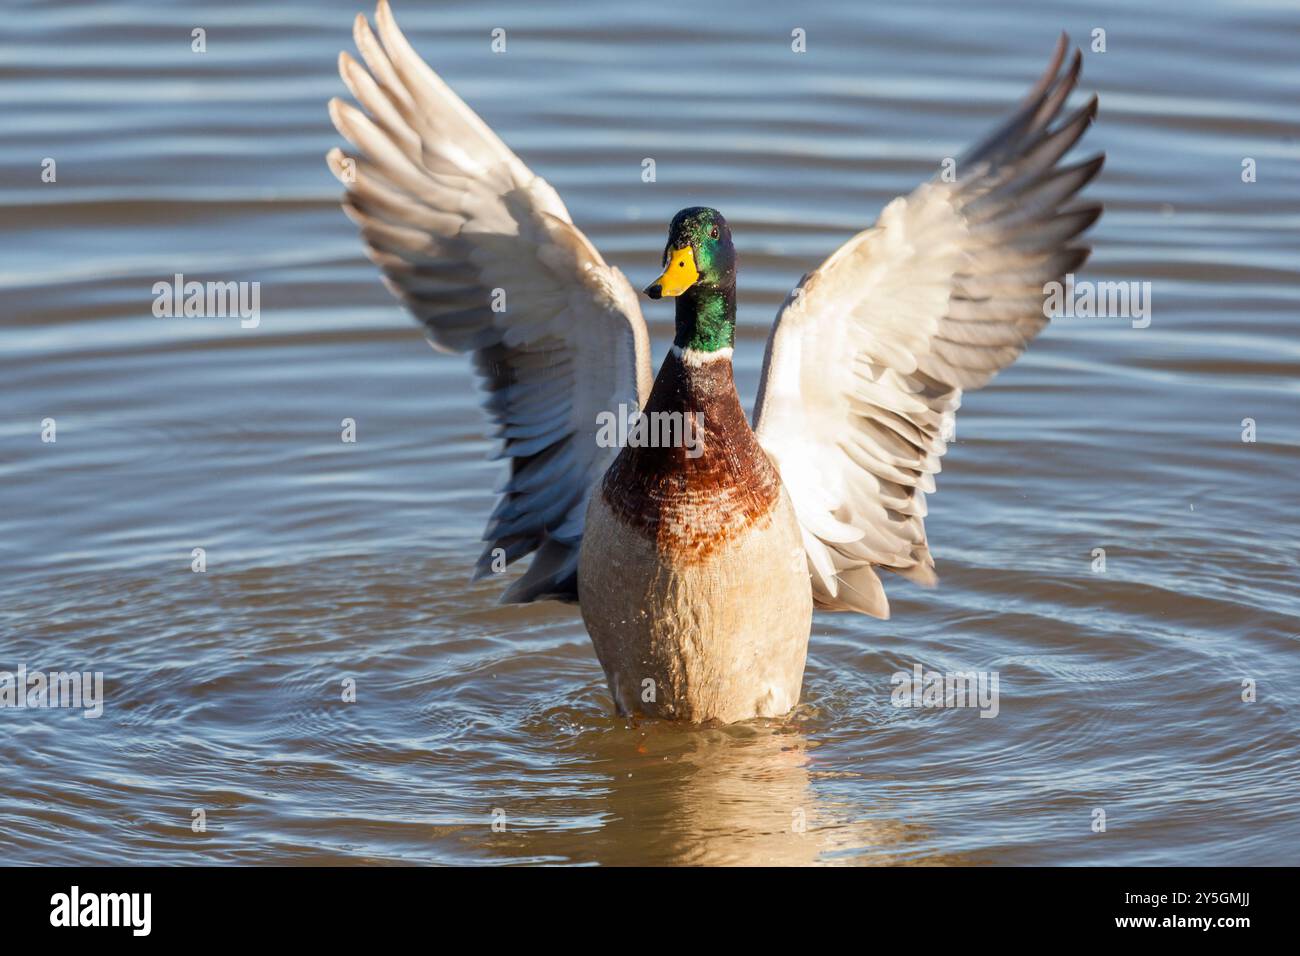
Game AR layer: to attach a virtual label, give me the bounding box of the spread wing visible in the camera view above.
[327,0,653,603]
[752,36,1102,618]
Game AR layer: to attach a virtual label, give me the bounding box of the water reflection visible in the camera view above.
[497,715,938,866]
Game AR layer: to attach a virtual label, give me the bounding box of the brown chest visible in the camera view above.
[599,349,782,562]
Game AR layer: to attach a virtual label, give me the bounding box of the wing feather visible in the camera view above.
[329,1,653,603]
[753,35,1102,618]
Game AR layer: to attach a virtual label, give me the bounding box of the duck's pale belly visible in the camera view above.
[577,486,813,724]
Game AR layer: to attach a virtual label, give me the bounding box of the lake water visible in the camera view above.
[1,0,1298,865]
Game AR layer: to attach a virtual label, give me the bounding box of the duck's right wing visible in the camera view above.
[327,0,653,603]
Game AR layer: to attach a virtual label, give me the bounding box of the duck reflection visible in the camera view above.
[491,710,931,866]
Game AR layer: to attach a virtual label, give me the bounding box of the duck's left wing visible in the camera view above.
[327,1,652,603]
[752,36,1102,618]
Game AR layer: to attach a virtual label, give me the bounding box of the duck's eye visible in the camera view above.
[709,226,720,240]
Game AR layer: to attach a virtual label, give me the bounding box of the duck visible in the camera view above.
[327,1,1103,723]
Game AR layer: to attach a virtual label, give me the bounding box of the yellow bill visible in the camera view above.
[644,246,699,299]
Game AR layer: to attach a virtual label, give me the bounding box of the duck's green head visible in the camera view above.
[644,207,737,352]
[644,207,735,299]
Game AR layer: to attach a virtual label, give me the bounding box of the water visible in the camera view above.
[2,0,1298,865]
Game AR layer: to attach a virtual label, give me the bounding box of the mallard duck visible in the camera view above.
[328,1,1103,723]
